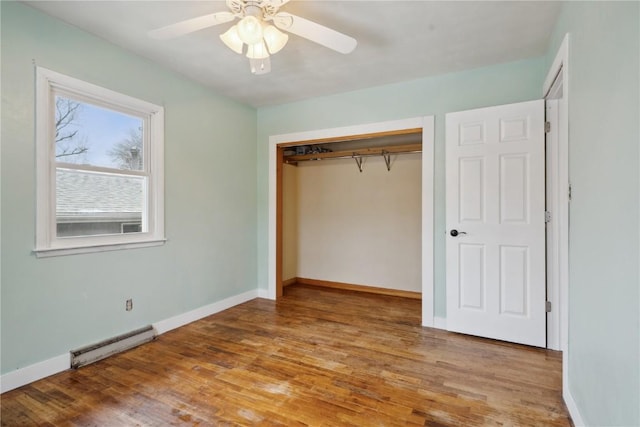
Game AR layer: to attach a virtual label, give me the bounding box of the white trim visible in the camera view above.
[41,68,161,116]
[257,288,269,299]
[563,382,586,426]
[1,288,260,392]
[421,117,435,327]
[544,31,572,415]
[545,98,561,350]
[34,239,167,258]
[543,35,570,352]
[433,316,447,330]
[1,353,70,393]
[153,289,260,334]
[34,66,165,257]
[267,117,435,327]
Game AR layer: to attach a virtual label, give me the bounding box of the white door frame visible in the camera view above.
[267,116,436,326]
[543,33,570,353]
[545,97,561,348]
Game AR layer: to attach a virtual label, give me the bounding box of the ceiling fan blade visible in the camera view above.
[273,12,357,54]
[148,12,235,40]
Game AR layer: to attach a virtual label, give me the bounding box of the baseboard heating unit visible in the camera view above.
[70,325,156,369]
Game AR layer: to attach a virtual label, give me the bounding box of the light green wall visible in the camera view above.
[1,2,257,373]
[256,57,546,316]
[546,2,640,425]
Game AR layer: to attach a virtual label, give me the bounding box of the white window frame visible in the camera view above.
[35,67,165,257]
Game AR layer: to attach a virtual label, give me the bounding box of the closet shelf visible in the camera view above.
[284,143,422,165]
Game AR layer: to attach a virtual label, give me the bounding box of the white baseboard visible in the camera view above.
[561,346,586,426]
[563,382,586,426]
[433,316,447,330]
[562,362,586,427]
[1,353,70,394]
[256,288,269,299]
[1,288,261,393]
[153,289,259,334]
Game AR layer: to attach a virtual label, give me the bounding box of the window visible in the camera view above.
[35,67,165,257]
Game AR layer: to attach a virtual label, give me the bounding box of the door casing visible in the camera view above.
[543,34,570,353]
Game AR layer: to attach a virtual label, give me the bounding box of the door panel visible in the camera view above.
[499,245,528,316]
[459,157,485,222]
[446,100,545,347]
[459,243,485,310]
[499,154,529,224]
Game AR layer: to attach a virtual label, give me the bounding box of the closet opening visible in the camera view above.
[275,128,423,300]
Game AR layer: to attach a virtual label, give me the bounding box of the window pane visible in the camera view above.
[54,96,144,171]
[56,168,145,237]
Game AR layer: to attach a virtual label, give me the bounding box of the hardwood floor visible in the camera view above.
[1,284,571,426]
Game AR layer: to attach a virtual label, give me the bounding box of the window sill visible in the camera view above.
[34,239,166,258]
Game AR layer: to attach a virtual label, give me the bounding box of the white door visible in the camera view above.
[445,100,546,347]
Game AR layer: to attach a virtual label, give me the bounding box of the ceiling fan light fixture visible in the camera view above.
[220,25,243,54]
[237,15,263,45]
[246,40,269,59]
[263,25,288,54]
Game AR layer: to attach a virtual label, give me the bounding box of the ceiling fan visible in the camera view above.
[148,0,357,75]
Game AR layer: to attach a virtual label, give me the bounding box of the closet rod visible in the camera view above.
[284,149,420,163]
[283,143,422,164]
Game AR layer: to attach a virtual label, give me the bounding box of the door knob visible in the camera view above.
[450,229,467,237]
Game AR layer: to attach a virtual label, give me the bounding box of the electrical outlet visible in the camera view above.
[126,299,133,311]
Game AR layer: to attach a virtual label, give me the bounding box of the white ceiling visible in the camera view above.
[24,1,561,108]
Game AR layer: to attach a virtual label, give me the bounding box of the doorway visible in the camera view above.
[442,36,569,351]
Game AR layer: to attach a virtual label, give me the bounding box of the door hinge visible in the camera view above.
[545,121,551,133]
[545,301,552,312]
[568,183,572,201]
[545,211,552,223]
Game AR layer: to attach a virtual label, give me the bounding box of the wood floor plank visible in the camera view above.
[1,284,571,426]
